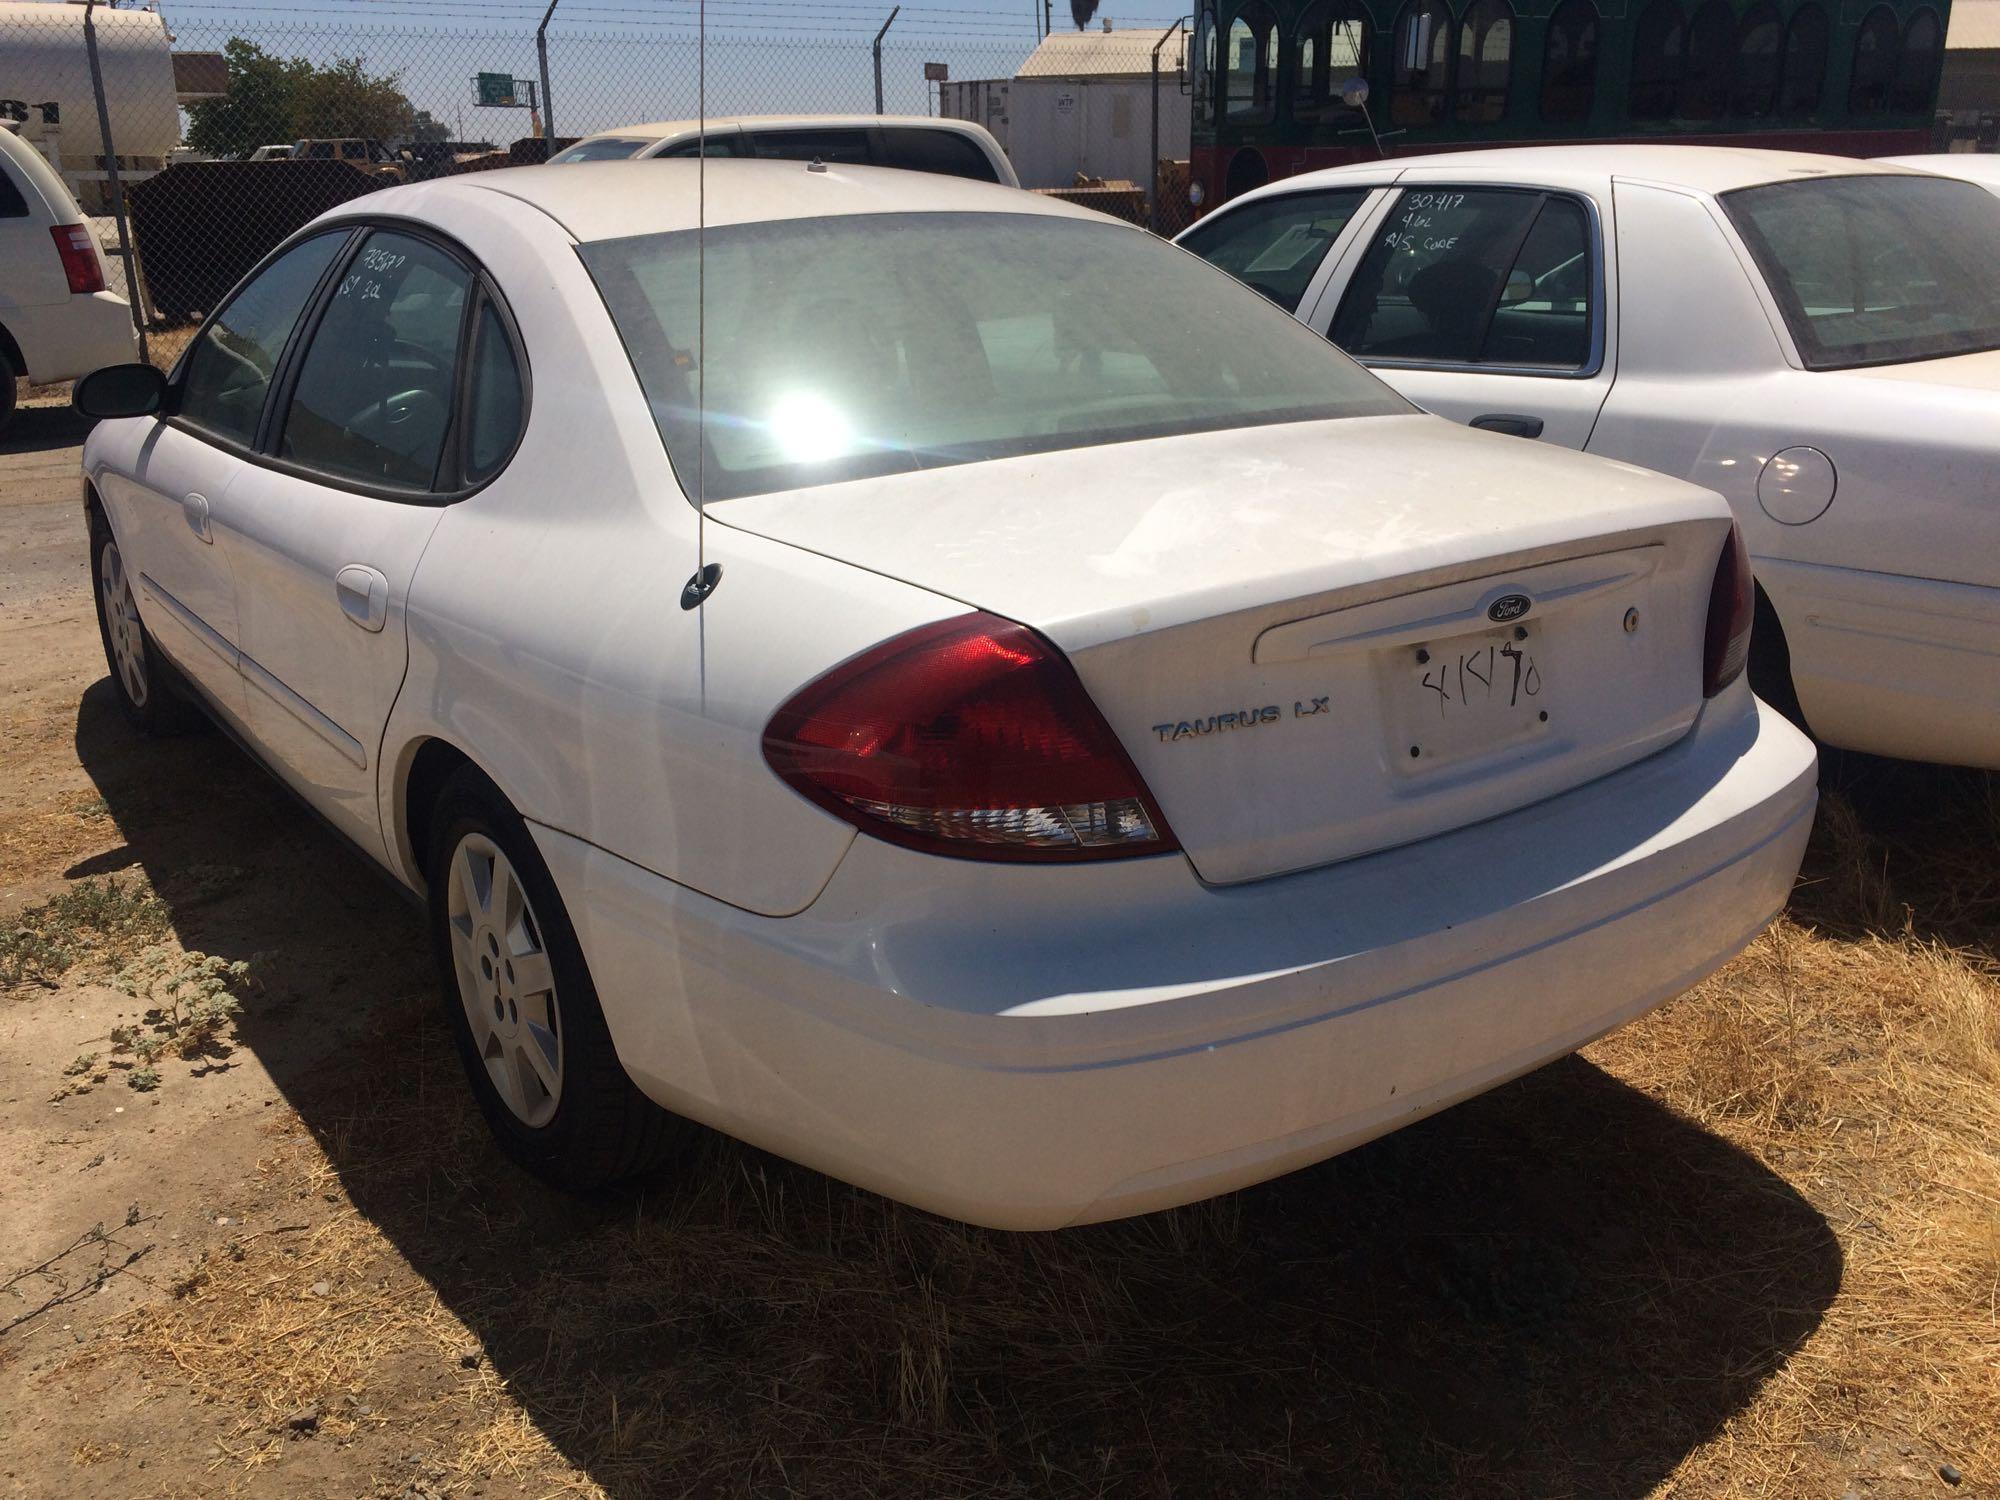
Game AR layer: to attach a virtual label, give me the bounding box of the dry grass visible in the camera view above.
[57,753,2000,1496]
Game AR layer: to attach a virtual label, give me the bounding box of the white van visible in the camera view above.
[549,114,1019,188]
[0,125,138,429]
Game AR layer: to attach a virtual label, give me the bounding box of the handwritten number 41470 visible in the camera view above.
[1421,642,1541,716]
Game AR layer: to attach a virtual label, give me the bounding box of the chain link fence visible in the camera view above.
[2,2,1194,379]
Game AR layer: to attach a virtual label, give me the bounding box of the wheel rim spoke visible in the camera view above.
[102,542,146,706]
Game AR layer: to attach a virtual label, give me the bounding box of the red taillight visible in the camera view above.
[1702,522,1754,698]
[51,224,106,295]
[763,612,1178,862]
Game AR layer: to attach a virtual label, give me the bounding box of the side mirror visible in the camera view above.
[1501,267,1535,305]
[73,362,167,420]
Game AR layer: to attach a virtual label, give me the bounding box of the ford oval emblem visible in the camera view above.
[1488,593,1532,624]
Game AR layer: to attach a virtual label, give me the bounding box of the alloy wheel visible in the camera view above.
[100,540,148,708]
[445,832,563,1127]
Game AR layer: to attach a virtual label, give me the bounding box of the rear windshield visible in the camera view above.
[579,210,1407,502]
[1723,174,2000,370]
[550,137,650,163]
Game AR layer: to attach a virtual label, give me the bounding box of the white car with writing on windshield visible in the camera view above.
[1180,147,2000,771]
[74,159,1813,1229]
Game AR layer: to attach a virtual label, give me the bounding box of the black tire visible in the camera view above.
[87,505,208,736]
[426,764,691,1189]
[0,344,18,433]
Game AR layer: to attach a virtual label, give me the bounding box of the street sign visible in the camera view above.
[923,61,948,81]
[476,72,518,107]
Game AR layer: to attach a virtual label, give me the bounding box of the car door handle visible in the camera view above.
[1469,413,1546,440]
[182,492,212,543]
[334,564,389,633]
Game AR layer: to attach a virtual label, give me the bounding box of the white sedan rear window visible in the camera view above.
[580,211,1407,501]
[1724,174,2000,370]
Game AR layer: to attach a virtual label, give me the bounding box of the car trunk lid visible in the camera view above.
[714,414,1736,884]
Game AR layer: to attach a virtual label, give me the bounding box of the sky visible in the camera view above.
[144,0,1190,138]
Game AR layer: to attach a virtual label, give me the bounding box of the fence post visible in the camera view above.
[82,0,147,364]
[1149,18,1185,235]
[536,0,560,143]
[872,7,900,115]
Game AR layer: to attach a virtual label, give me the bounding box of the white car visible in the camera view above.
[1178,146,2000,771]
[74,160,1815,1229]
[548,113,1019,187]
[1878,152,2000,195]
[0,125,137,429]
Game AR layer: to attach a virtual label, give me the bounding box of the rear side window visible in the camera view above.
[746,129,870,164]
[1724,174,2000,369]
[1329,187,1595,370]
[656,136,743,158]
[873,128,1001,183]
[551,137,653,162]
[1178,188,1368,310]
[178,232,346,449]
[462,298,526,484]
[0,166,27,218]
[278,231,473,490]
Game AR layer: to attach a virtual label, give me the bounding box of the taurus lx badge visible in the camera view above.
[1151,697,1329,743]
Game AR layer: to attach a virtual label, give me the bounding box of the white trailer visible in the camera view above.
[943,27,1189,192]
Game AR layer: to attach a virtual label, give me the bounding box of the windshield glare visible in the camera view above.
[1724,175,2000,370]
[579,211,1408,502]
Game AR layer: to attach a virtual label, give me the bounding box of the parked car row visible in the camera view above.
[1176,147,2000,773]
[55,142,1989,1230]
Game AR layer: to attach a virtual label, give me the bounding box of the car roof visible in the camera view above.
[346,156,1107,242]
[1221,144,1929,209]
[1877,152,2000,186]
[573,113,990,145]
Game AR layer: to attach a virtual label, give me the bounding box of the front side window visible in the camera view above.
[1540,0,1599,122]
[1849,6,1900,115]
[1391,0,1455,126]
[1178,188,1370,308]
[1892,8,1943,113]
[1293,1,1372,123]
[1730,3,1784,117]
[177,231,346,448]
[277,231,473,490]
[1329,188,1595,370]
[1779,4,1828,114]
[1725,175,2000,369]
[1676,0,1734,119]
[1629,0,1685,121]
[1224,3,1281,122]
[580,211,1407,503]
[550,137,652,162]
[1455,0,1514,124]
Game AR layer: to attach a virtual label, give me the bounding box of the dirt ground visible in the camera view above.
[1,400,1996,1499]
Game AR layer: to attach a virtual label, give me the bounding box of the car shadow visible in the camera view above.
[1789,745,2000,963]
[1,401,92,456]
[71,677,1845,1497]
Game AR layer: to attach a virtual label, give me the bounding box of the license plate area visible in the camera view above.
[1389,624,1552,773]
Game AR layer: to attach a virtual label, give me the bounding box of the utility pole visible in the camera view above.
[873,6,900,115]
[536,0,560,144]
[82,0,145,363]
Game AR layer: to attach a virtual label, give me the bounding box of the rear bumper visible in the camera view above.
[538,685,1817,1230]
[7,292,136,385]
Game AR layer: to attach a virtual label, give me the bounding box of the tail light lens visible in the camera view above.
[51,224,107,295]
[763,612,1178,862]
[1702,522,1754,698]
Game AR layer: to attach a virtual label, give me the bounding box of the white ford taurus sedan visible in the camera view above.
[1179,146,2000,772]
[75,161,1816,1229]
